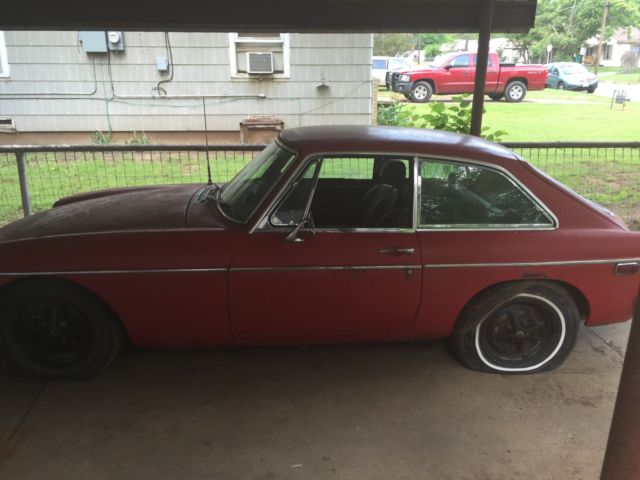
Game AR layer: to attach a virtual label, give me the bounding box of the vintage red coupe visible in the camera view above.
[0,126,638,379]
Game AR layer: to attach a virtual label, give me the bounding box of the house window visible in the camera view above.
[228,33,290,78]
[0,32,9,78]
[604,44,613,60]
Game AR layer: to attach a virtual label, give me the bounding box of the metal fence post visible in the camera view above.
[15,151,32,217]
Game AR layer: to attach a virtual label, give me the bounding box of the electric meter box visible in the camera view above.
[78,31,108,53]
[107,31,125,51]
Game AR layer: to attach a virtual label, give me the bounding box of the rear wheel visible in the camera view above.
[0,279,124,380]
[450,282,579,374]
[504,80,527,102]
[558,81,565,90]
[409,81,433,103]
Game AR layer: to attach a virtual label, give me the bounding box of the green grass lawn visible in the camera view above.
[587,66,640,84]
[0,151,254,225]
[394,89,640,142]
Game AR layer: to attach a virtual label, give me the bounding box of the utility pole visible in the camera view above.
[594,1,609,75]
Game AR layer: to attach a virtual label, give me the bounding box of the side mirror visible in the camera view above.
[444,64,452,70]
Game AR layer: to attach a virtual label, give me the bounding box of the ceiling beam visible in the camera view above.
[1,0,537,33]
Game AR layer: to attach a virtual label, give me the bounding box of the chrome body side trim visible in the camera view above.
[0,228,226,246]
[231,264,421,273]
[424,258,640,269]
[0,267,227,277]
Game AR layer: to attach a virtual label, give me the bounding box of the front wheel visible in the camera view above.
[504,80,527,102]
[409,81,433,103]
[587,86,596,93]
[0,279,124,380]
[449,282,579,374]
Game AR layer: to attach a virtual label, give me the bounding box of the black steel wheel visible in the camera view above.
[450,282,579,374]
[0,279,124,380]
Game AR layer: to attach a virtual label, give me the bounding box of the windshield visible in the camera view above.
[218,141,296,223]
[430,54,456,68]
[559,64,588,75]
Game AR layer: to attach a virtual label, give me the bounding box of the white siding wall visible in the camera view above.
[0,31,373,132]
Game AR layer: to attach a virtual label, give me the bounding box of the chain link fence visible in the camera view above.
[0,142,638,229]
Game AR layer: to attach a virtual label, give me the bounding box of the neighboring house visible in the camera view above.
[0,31,373,144]
[583,27,640,67]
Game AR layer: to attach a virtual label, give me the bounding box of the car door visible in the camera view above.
[229,154,422,345]
[483,55,500,92]
[444,53,474,93]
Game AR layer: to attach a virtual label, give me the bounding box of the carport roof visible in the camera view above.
[1,0,537,33]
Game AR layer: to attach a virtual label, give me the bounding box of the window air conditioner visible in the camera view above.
[247,52,274,74]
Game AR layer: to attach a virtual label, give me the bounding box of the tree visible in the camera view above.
[416,33,454,58]
[373,34,413,56]
[505,0,640,63]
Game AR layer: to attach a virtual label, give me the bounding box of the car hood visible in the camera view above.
[0,184,205,242]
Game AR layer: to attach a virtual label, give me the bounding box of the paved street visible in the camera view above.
[0,322,630,480]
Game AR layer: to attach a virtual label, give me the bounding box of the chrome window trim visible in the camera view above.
[218,139,298,225]
[231,264,421,272]
[0,267,227,276]
[415,154,559,231]
[268,158,321,228]
[423,258,640,269]
[251,151,417,234]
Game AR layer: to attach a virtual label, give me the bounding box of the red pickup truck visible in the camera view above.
[388,51,548,103]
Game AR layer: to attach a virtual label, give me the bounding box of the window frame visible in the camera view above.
[416,156,558,231]
[0,32,9,78]
[253,152,417,234]
[228,32,290,79]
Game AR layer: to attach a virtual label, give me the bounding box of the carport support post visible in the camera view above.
[470,0,495,137]
[16,151,32,217]
[601,309,640,479]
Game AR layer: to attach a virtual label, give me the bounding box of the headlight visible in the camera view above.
[399,74,411,82]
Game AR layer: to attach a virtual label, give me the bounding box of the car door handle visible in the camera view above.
[378,247,415,255]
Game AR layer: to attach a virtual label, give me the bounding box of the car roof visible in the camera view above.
[278,125,519,163]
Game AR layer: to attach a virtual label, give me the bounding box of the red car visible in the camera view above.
[389,51,548,103]
[0,126,638,379]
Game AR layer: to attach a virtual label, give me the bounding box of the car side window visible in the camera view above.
[419,158,554,228]
[270,155,413,230]
[449,54,470,68]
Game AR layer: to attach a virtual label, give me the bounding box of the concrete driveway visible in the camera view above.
[593,81,640,102]
[0,323,630,480]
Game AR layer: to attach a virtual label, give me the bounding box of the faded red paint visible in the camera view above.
[0,126,638,349]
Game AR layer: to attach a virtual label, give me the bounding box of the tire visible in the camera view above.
[587,86,596,94]
[558,82,565,90]
[488,93,504,101]
[0,278,124,380]
[449,282,579,374]
[409,81,433,103]
[504,80,527,102]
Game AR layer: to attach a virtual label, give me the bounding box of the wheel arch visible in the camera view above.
[457,279,590,326]
[0,275,130,340]
[415,78,437,93]
[506,77,529,88]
